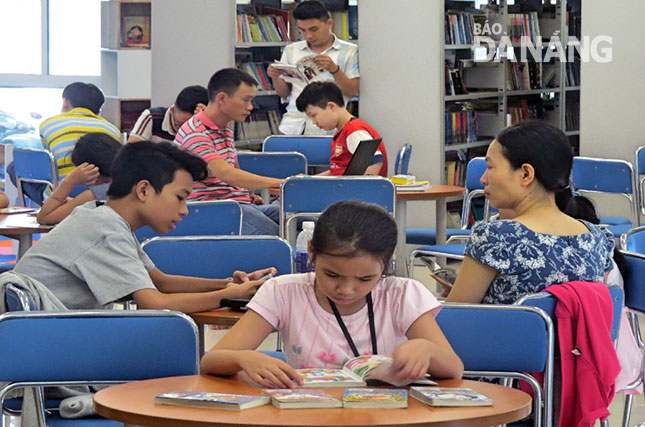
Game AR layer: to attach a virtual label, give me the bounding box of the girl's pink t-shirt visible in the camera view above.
[247,273,441,369]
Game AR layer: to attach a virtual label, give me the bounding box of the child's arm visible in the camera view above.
[0,190,9,209]
[389,312,464,381]
[201,310,303,388]
[445,256,498,303]
[148,267,277,293]
[132,279,261,313]
[364,162,384,176]
[36,163,100,225]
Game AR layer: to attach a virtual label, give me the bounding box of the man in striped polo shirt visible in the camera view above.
[175,69,283,235]
[40,82,121,197]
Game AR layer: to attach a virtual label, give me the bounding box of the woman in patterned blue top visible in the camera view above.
[447,121,615,304]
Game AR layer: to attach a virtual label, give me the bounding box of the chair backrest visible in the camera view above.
[460,157,491,228]
[3,284,34,311]
[619,225,645,253]
[437,303,553,427]
[141,235,293,278]
[635,146,645,216]
[262,135,332,167]
[13,147,58,207]
[279,176,396,242]
[394,144,412,175]
[571,156,639,226]
[620,250,645,313]
[237,151,307,178]
[515,283,623,342]
[0,310,199,385]
[135,200,243,243]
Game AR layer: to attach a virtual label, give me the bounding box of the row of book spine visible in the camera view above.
[239,62,274,92]
[508,12,541,44]
[506,62,543,91]
[444,12,477,45]
[236,110,281,141]
[566,99,580,131]
[237,14,290,43]
[507,99,547,125]
[565,61,581,86]
[330,7,358,41]
[445,64,468,96]
[445,110,478,145]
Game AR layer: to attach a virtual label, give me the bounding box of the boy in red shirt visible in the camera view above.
[296,81,388,176]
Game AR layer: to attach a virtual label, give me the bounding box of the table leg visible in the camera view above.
[395,198,408,277]
[435,199,447,267]
[17,234,33,260]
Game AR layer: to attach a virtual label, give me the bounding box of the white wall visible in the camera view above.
[580,0,645,218]
[151,0,235,106]
[359,0,444,228]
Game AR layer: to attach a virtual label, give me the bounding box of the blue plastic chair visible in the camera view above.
[237,151,307,179]
[279,176,395,244]
[438,303,554,427]
[406,157,489,245]
[515,283,623,427]
[135,200,243,243]
[618,250,645,427]
[141,235,293,279]
[12,147,59,207]
[262,135,332,169]
[0,310,199,427]
[635,146,645,222]
[394,144,412,175]
[571,156,638,236]
[619,225,645,254]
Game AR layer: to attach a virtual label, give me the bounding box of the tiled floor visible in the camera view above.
[204,263,645,426]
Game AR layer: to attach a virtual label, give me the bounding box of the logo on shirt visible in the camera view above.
[334,144,343,156]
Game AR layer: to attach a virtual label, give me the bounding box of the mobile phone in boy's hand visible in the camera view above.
[220,298,250,312]
[258,272,274,281]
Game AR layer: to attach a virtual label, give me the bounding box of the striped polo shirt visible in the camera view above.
[39,107,121,186]
[174,111,251,203]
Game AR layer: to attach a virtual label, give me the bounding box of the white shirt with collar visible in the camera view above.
[278,35,359,135]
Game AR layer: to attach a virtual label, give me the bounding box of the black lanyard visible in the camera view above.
[327,293,377,357]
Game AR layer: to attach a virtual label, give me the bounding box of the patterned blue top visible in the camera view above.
[465,219,615,304]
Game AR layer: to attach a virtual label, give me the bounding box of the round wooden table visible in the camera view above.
[94,374,532,427]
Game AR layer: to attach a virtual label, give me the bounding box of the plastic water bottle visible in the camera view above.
[295,221,315,273]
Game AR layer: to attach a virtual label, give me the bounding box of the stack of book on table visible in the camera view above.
[389,175,431,192]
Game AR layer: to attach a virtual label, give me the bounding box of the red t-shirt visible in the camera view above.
[330,118,388,177]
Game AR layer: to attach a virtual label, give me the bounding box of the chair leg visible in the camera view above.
[623,393,634,427]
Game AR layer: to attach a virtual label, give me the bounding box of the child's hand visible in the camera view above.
[233,267,277,283]
[390,339,433,384]
[239,351,303,389]
[67,163,100,186]
[228,280,264,299]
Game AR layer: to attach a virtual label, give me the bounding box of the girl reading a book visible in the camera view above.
[201,200,464,388]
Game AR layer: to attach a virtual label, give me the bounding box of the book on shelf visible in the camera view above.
[296,355,438,388]
[445,108,478,145]
[410,387,493,407]
[236,110,281,141]
[237,11,290,43]
[154,391,270,411]
[121,15,150,48]
[262,389,342,409]
[239,62,274,92]
[507,62,543,91]
[271,55,325,84]
[342,388,408,409]
[444,12,476,45]
[507,12,541,44]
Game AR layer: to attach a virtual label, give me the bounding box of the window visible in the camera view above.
[0,0,101,88]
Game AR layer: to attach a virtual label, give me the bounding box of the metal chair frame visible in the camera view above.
[634,146,645,218]
[279,175,396,244]
[0,310,199,427]
[571,156,639,228]
[12,147,58,207]
[439,303,555,427]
